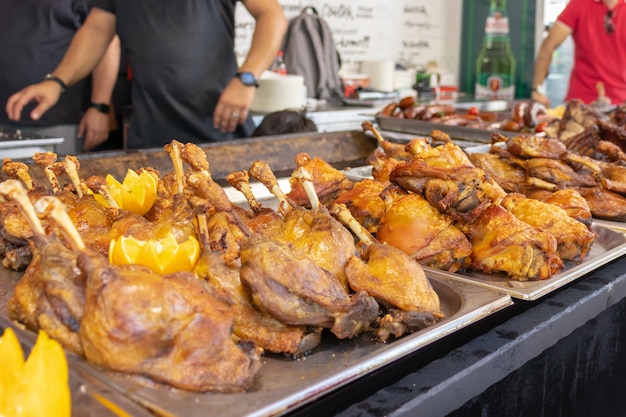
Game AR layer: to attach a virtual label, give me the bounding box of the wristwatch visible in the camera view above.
[43,73,67,93]
[88,102,111,114]
[235,72,259,87]
[532,85,546,95]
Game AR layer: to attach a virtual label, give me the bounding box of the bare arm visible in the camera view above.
[531,22,571,106]
[6,8,117,122]
[213,0,287,133]
[80,35,121,152]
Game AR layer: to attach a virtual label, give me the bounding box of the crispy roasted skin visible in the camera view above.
[196,251,320,355]
[468,152,529,193]
[8,234,85,354]
[391,142,507,223]
[345,242,444,341]
[78,250,261,393]
[572,187,626,221]
[239,235,379,340]
[259,205,356,293]
[526,188,593,225]
[377,193,472,272]
[501,193,597,263]
[462,204,563,281]
[334,179,387,234]
[287,153,354,207]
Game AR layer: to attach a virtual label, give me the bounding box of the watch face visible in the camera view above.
[238,72,257,86]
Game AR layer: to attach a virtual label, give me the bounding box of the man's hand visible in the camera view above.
[213,79,256,133]
[531,91,551,108]
[79,108,110,152]
[6,81,63,122]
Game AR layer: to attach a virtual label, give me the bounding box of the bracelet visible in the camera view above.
[88,102,111,114]
[44,74,67,93]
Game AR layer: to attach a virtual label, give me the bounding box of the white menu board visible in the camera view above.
[235,0,461,80]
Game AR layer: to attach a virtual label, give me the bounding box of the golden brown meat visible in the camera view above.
[461,203,563,281]
[286,152,354,207]
[500,193,597,263]
[195,249,320,355]
[572,187,626,221]
[332,203,443,342]
[468,152,529,193]
[79,251,262,392]
[362,120,413,160]
[526,188,593,226]
[239,234,379,339]
[333,179,387,234]
[376,191,472,272]
[250,163,357,292]
[1,183,85,354]
[391,141,507,223]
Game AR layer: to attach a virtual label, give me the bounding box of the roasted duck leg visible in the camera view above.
[0,181,85,354]
[250,162,357,292]
[461,203,563,281]
[239,233,379,340]
[31,191,263,392]
[500,193,597,263]
[331,203,444,342]
[376,186,473,272]
[194,214,321,355]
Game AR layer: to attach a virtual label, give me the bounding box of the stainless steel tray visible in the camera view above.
[0,262,511,417]
[424,224,626,301]
[0,317,155,417]
[58,276,512,417]
[592,219,626,233]
[376,115,516,144]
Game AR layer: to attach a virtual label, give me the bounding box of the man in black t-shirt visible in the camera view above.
[0,0,120,154]
[6,0,287,150]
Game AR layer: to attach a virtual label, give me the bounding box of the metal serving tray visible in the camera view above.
[58,276,512,417]
[0,265,511,417]
[0,177,512,416]
[376,115,516,144]
[0,127,64,159]
[424,224,626,301]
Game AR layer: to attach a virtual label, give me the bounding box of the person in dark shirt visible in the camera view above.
[6,0,287,150]
[0,0,120,155]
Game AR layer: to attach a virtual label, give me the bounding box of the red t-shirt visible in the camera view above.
[558,0,626,104]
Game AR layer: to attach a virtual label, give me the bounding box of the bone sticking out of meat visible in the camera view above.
[248,160,294,216]
[0,180,45,235]
[29,182,263,392]
[62,155,86,198]
[85,176,120,208]
[227,170,264,214]
[362,120,412,160]
[292,166,320,211]
[33,196,86,251]
[2,160,35,191]
[164,140,186,195]
[33,152,61,192]
[331,203,444,341]
[1,181,85,354]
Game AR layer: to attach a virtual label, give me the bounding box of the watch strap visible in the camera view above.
[88,102,111,114]
[44,74,67,93]
[235,72,259,87]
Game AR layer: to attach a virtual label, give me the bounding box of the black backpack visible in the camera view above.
[282,7,344,104]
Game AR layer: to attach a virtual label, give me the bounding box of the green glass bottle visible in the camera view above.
[475,0,515,102]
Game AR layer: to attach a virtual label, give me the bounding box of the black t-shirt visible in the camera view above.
[87,0,254,149]
[0,0,90,126]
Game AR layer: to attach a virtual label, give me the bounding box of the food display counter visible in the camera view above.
[2,129,626,416]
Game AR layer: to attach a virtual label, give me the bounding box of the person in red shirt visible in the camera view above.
[532,0,626,106]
